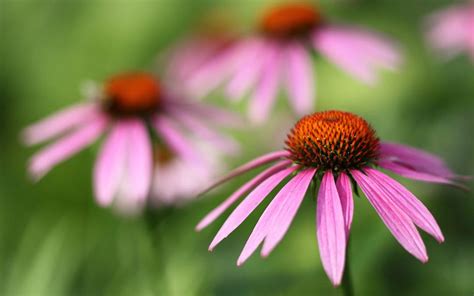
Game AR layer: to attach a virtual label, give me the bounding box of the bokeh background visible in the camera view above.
[1,0,473,295]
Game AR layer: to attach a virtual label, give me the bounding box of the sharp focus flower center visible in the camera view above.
[285,111,380,172]
[103,72,161,116]
[260,3,322,38]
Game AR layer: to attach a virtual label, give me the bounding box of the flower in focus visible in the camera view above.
[186,3,401,123]
[197,110,467,286]
[23,72,239,209]
[425,2,474,62]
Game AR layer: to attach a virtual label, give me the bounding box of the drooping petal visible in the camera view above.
[225,40,267,100]
[248,43,281,123]
[196,160,292,231]
[22,103,99,145]
[284,42,315,115]
[29,115,108,180]
[209,166,298,250]
[351,170,428,262]
[121,119,153,203]
[316,171,347,286]
[93,121,128,206]
[378,160,463,188]
[336,172,354,236]
[379,142,455,178]
[365,168,444,243]
[166,106,240,155]
[197,150,291,196]
[312,26,400,84]
[237,168,316,265]
[153,115,204,166]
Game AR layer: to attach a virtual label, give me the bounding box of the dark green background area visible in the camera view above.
[1,0,473,295]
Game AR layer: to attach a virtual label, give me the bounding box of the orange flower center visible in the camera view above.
[103,72,161,116]
[260,3,322,38]
[286,111,380,171]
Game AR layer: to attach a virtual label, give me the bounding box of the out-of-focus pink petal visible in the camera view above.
[196,160,292,231]
[153,115,204,166]
[197,150,291,196]
[379,142,455,178]
[336,172,354,236]
[209,166,298,250]
[188,38,260,98]
[312,26,400,84]
[122,119,153,203]
[316,171,347,286]
[226,40,267,100]
[29,115,108,180]
[284,42,315,115]
[365,168,444,243]
[93,121,128,206]
[351,170,428,262]
[22,103,99,145]
[237,168,316,265]
[167,106,240,155]
[248,43,281,124]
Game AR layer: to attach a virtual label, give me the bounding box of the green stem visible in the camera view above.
[341,245,354,296]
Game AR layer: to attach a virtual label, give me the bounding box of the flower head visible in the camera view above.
[197,110,467,286]
[185,3,401,123]
[23,71,239,209]
[425,2,474,62]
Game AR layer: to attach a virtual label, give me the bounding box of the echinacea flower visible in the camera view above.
[197,110,466,286]
[187,3,401,123]
[425,2,474,62]
[23,72,239,208]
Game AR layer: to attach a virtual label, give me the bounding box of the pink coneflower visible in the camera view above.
[425,2,474,61]
[151,142,223,207]
[197,110,466,286]
[23,72,238,208]
[187,3,401,123]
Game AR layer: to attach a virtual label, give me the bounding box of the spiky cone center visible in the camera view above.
[103,72,161,116]
[260,3,323,39]
[286,111,380,172]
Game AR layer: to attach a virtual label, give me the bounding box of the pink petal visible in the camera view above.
[225,40,267,100]
[261,168,316,256]
[166,106,240,155]
[93,121,128,206]
[378,160,461,187]
[197,150,291,196]
[237,168,316,265]
[209,165,298,250]
[122,119,153,202]
[312,26,400,84]
[248,43,281,124]
[284,42,315,115]
[22,103,99,145]
[153,115,204,166]
[316,171,347,286]
[365,168,444,243]
[29,115,108,180]
[196,160,292,231]
[336,172,354,236]
[379,142,455,178]
[351,170,428,262]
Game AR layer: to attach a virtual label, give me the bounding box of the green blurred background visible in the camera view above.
[1,0,473,295]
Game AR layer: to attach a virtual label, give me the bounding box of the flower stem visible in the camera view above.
[341,246,354,296]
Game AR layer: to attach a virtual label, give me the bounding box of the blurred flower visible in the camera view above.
[150,141,224,208]
[197,110,466,286]
[23,72,239,209]
[185,3,401,123]
[425,2,474,61]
